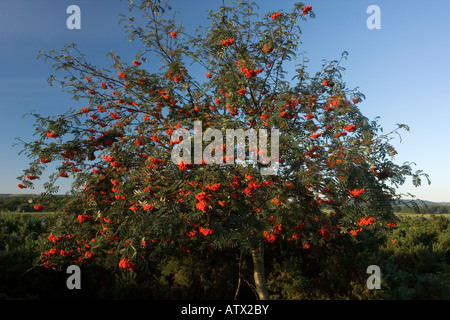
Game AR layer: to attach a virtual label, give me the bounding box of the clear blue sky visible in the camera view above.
[1,0,449,202]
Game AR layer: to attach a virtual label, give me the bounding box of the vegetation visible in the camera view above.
[393,204,450,215]
[0,211,448,299]
[0,195,68,213]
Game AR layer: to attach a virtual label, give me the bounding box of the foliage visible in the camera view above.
[0,213,448,299]
[0,212,48,299]
[265,216,450,300]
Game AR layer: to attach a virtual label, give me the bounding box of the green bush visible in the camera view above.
[0,213,448,299]
[375,216,450,299]
[0,213,48,299]
[265,216,450,300]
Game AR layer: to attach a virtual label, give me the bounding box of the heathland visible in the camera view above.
[1,194,449,299]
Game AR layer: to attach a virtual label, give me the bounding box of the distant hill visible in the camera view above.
[0,193,31,198]
[0,193,65,198]
[0,193,49,199]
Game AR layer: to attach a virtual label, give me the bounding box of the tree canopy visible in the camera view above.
[17,0,429,299]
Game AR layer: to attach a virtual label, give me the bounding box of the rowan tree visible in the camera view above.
[17,0,428,299]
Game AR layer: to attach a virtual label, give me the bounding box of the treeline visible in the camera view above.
[393,204,450,214]
[0,195,69,212]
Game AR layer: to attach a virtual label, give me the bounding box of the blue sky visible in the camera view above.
[1,0,449,202]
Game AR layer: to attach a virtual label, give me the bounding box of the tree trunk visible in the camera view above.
[251,241,270,300]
